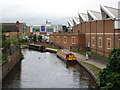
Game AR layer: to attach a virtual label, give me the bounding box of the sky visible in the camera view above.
[0,0,120,25]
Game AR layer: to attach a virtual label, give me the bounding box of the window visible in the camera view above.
[102,9,111,20]
[57,36,60,42]
[88,40,90,47]
[92,37,95,46]
[63,36,67,43]
[107,38,111,49]
[99,37,102,48]
[71,37,76,44]
[88,13,94,21]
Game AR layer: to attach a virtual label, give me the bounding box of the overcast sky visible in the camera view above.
[0,0,120,25]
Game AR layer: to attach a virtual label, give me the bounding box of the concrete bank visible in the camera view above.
[46,48,57,53]
[46,48,97,82]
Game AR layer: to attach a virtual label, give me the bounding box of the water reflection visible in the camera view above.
[3,49,96,88]
[3,62,22,88]
[66,64,77,68]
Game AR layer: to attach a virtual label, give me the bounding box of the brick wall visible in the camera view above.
[50,19,120,57]
[5,32,18,40]
[2,23,24,33]
[50,34,85,51]
[2,45,21,78]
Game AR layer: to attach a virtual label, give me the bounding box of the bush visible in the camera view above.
[20,38,28,43]
[107,48,120,73]
[33,34,37,42]
[28,35,33,42]
[97,48,120,89]
[10,39,20,44]
[38,35,42,42]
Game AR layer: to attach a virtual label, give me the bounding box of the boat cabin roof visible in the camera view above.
[59,49,73,55]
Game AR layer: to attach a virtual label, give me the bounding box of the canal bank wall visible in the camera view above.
[2,45,23,79]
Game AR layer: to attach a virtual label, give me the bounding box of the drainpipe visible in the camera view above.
[103,20,105,56]
[96,20,97,53]
[113,20,115,48]
[90,22,91,51]
[85,22,86,51]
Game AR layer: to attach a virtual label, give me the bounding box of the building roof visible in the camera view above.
[87,10,102,20]
[1,23,24,25]
[100,5,120,19]
[73,17,80,25]
[2,25,19,32]
[90,10,102,19]
[78,13,88,22]
[68,19,74,27]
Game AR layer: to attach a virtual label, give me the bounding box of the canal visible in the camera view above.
[3,49,96,88]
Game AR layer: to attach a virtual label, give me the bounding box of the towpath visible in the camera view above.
[46,48,106,69]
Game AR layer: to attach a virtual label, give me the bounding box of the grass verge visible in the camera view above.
[81,61,101,77]
[70,50,86,55]
[91,52,108,63]
[21,45,28,48]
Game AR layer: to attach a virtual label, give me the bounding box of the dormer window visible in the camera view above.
[79,17,84,22]
[88,13,94,21]
[101,9,111,20]
[89,17,94,21]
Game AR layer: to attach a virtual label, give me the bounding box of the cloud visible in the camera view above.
[1,0,119,25]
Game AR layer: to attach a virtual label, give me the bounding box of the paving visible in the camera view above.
[47,48,106,69]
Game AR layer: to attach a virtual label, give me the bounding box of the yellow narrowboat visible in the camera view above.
[56,49,77,64]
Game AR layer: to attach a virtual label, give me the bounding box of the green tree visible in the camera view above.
[2,27,10,62]
[38,35,42,42]
[28,35,33,42]
[97,48,120,89]
[33,34,37,42]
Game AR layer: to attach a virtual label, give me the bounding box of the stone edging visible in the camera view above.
[77,60,97,82]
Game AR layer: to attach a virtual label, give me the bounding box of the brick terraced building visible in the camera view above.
[2,21,26,33]
[50,5,120,56]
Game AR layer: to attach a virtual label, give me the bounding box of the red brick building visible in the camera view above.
[26,26,31,36]
[2,21,26,33]
[50,5,120,57]
[50,33,85,51]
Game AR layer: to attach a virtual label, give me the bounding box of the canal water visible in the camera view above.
[3,49,96,88]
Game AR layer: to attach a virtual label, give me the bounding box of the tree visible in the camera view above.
[28,35,33,42]
[2,27,10,62]
[33,34,37,42]
[97,48,120,89]
[38,35,42,42]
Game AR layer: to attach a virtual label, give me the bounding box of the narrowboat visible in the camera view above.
[28,44,46,52]
[56,49,77,64]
